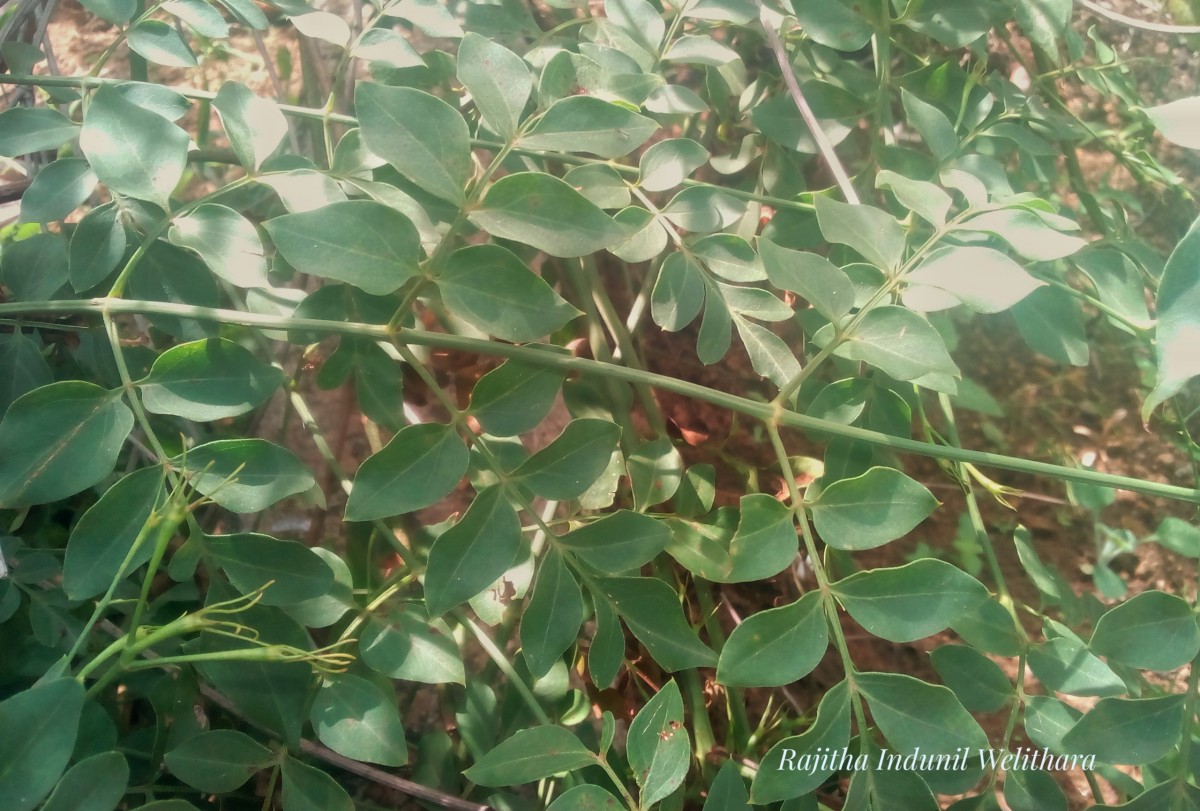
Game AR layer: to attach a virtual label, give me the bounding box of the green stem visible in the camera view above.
[765,423,876,777]
[10,297,1200,504]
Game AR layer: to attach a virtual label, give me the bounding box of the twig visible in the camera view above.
[93,620,492,811]
[752,0,860,204]
[1075,0,1200,34]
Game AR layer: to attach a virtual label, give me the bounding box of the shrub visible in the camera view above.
[2,0,1200,809]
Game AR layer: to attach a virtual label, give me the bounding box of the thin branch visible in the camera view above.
[752,1,860,204]
[1076,0,1200,34]
[93,620,493,811]
[6,297,1200,505]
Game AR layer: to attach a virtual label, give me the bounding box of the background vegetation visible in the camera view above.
[2,0,1200,809]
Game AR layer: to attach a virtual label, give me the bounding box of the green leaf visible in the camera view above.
[564,164,630,209]
[559,510,670,573]
[471,172,628,257]
[929,645,1013,713]
[523,96,658,159]
[169,204,269,288]
[511,419,622,500]
[652,251,706,332]
[162,0,230,37]
[1004,768,1067,811]
[792,0,872,50]
[830,306,960,383]
[139,338,283,421]
[734,316,802,388]
[628,681,689,806]
[264,200,420,295]
[901,90,958,162]
[904,0,992,46]
[1073,248,1151,329]
[311,674,407,766]
[594,576,717,670]
[438,245,581,342]
[346,423,468,521]
[21,159,97,223]
[760,237,854,322]
[958,208,1086,262]
[0,108,78,156]
[606,0,665,54]
[811,466,939,550]
[1007,0,1071,58]
[717,592,828,687]
[1145,95,1200,150]
[1023,695,1082,751]
[1061,695,1185,765]
[692,234,764,282]
[0,382,133,508]
[387,0,463,37]
[906,246,1043,314]
[457,33,531,139]
[831,559,990,643]
[128,241,220,341]
[216,83,290,171]
[698,281,732,364]
[205,533,333,605]
[662,186,746,233]
[470,352,567,436]
[876,169,953,228]
[662,34,739,65]
[281,756,354,811]
[725,493,797,582]
[1012,285,1089,367]
[521,548,585,677]
[628,437,683,510]
[128,19,197,67]
[751,681,851,803]
[290,11,351,46]
[465,726,595,785]
[40,751,129,811]
[1152,516,1200,557]
[356,83,471,204]
[1146,214,1200,416]
[360,604,465,684]
[856,672,987,785]
[0,679,85,811]
[548,785,623,811]
[164,730,274,793]
[78,0,135,22]
[610,206,669,262]
[80,85,188,208]
[2,231,68,302]
[589,596,625,687]
[176,439,315,513]
[640,138,708,192]
[69,203,126,292]
[815,196,906,271]
[748,92,854,154]
[704,760,750,811]
[0,329,52,415]
[1027,636,1125,697]
[1090,590,1200,671]
[425,485,522,616]
[352,28,422,68]
[63,465,163,600]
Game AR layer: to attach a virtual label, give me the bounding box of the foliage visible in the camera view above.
[1,0,1200,809]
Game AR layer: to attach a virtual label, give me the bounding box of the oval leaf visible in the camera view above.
[465,726,595,786]
[811,466,938,550]
[139,338,283,421]
[831,559,989,643]
[718,591,829,687]
[0,381,133,508]
[346,423,468,521]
